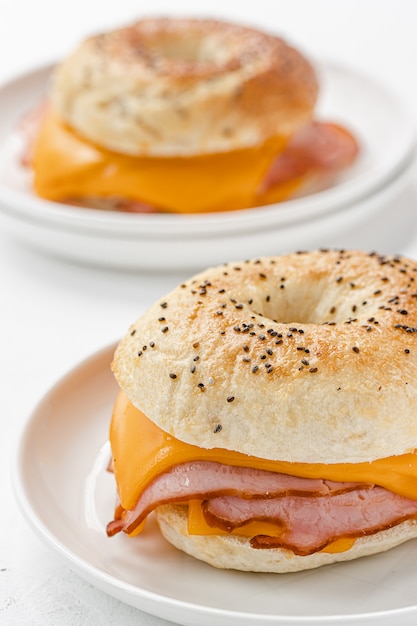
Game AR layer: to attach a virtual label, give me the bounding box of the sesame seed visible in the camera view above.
[252,366,259,373]
[160,302,168,309]
[213,424,222,433]
[161,326,169,333]
[169,373,177,379]
[227,396,235,403]
[352,346,360,353]
[309,367,318,373]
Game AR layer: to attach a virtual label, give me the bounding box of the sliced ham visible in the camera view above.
[261,121,359,192]
[203,488,417,555]
[106,460,368,537]
[19,100,47,167]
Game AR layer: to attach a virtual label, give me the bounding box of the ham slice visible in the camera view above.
[203,488,417,555]
[19,100,47,167]
[106,460,368,537]
[261,121,359,192]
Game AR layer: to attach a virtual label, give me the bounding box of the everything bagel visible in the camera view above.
[106,250,417,572]
[51,17,318,156]
[112,249,417,464]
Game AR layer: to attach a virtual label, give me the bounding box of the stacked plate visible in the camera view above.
[0,61,415,271]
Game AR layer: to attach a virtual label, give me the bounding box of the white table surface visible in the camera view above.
[1,1,417,624]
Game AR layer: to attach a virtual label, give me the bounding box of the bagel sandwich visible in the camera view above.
[27,17,359,214]
[106,249,417,572]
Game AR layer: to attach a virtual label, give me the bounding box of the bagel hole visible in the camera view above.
[146,33,232,66]
[246,279,353,326]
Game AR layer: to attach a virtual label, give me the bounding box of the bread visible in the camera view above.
[51,17,318,156]
[112,249,417,464]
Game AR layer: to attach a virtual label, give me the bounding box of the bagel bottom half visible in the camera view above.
[156,504,417,573]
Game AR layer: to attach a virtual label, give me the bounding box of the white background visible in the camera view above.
[1,1,417,624]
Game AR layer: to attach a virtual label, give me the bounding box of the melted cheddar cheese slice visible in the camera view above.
[110,390,417,513]
[32,107,293,213]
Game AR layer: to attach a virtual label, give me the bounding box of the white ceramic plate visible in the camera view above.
[13,343,417,626]
[0,62,415,270]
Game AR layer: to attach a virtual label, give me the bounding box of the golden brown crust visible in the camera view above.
[112,250,417,464]
[51,17,318,155]
[155,504,417,572]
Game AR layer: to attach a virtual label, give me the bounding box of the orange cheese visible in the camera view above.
[32,107,291,213]
[110,391,417,512]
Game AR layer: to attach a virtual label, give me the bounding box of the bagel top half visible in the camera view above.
[112,249,417,465]
[51,17,318,156]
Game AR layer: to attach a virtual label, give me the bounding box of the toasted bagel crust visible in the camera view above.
[112,250,417,464]
[155,504,417,572]
[51,17,318,156]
